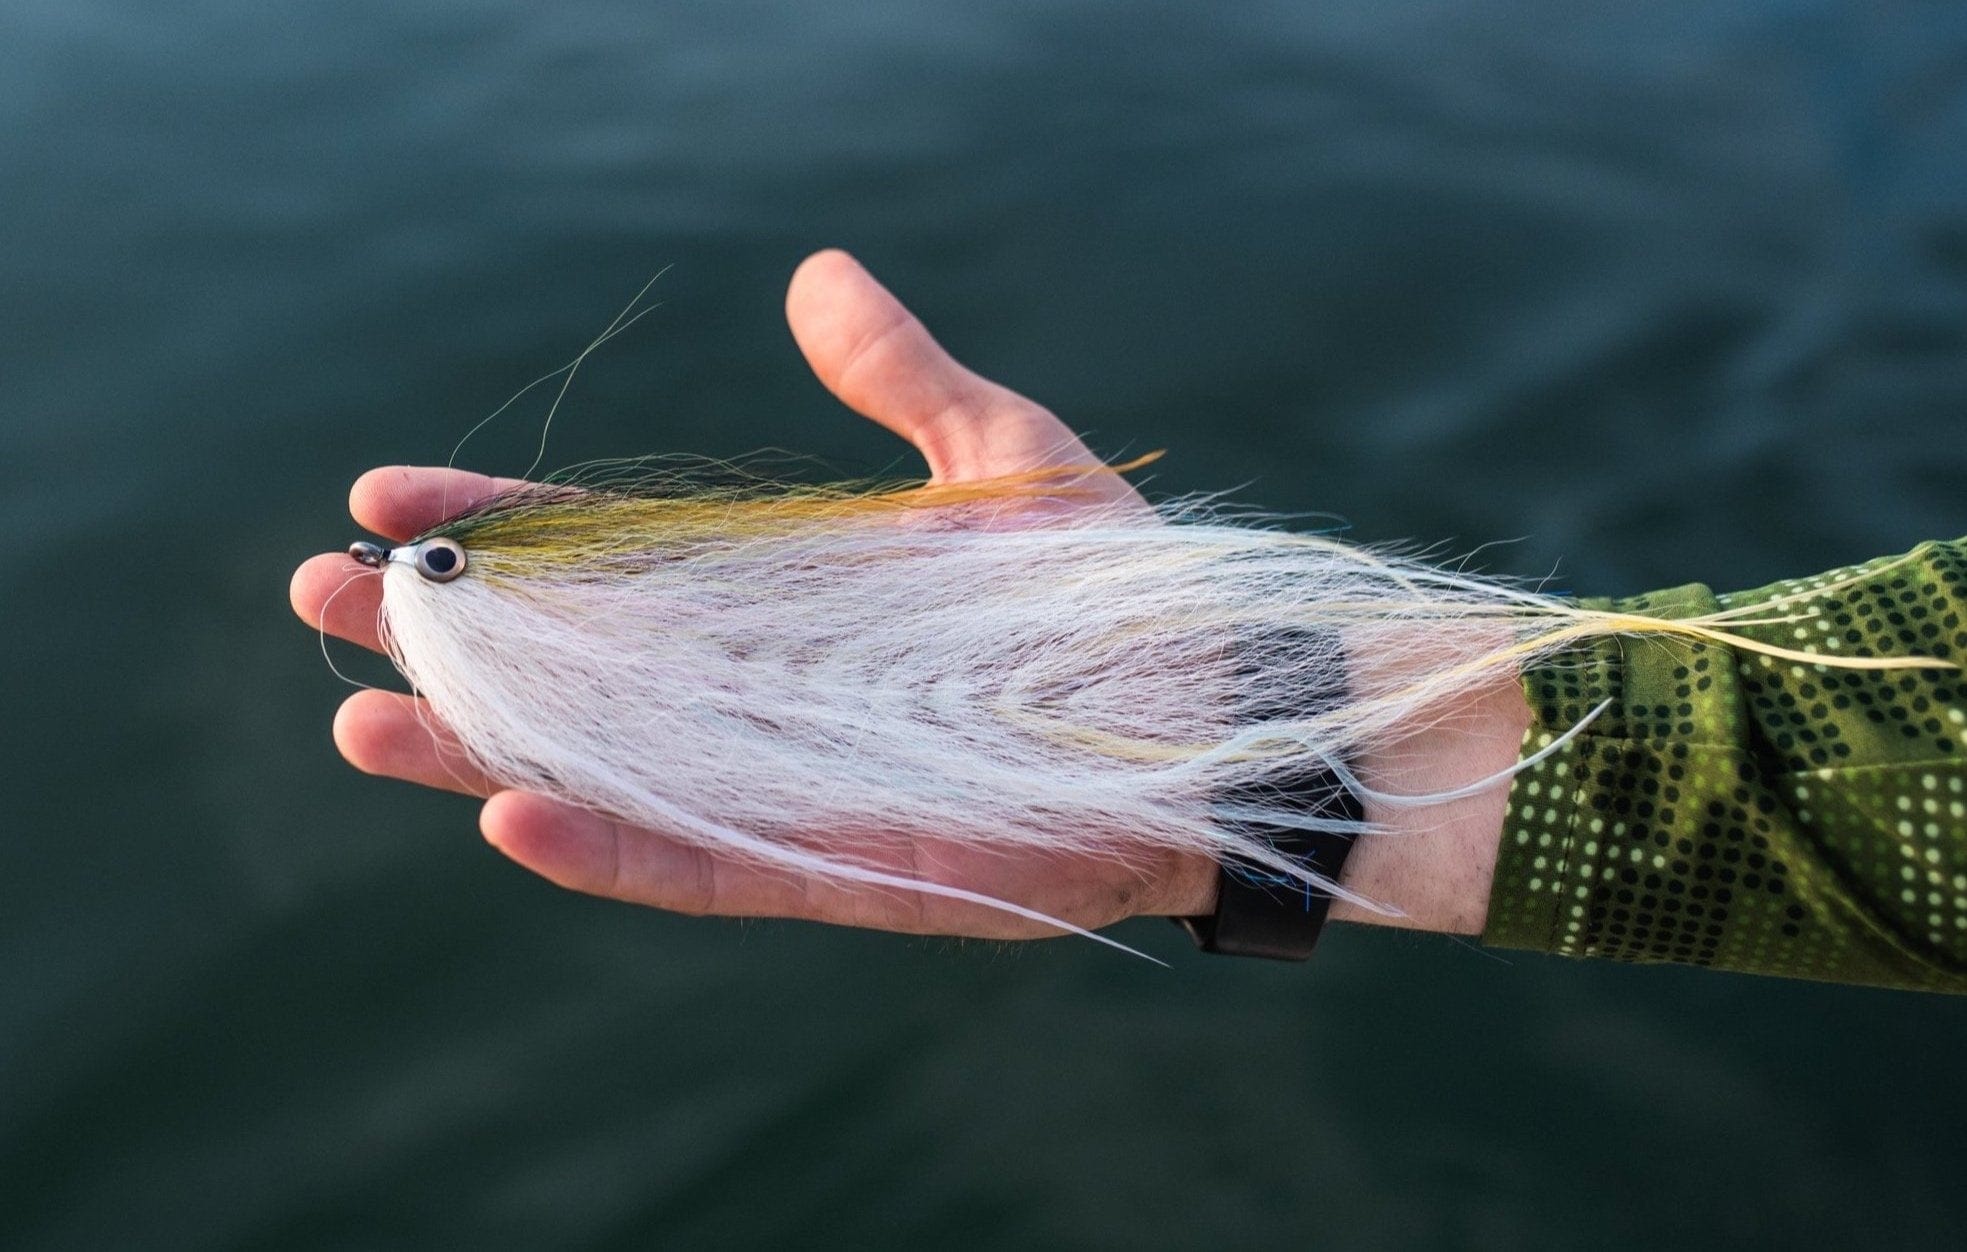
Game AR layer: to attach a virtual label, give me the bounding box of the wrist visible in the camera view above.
[1330,668,1530,934]
[1153,668,1529,934]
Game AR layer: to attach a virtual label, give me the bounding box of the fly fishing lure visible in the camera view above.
[345,456,1947,954]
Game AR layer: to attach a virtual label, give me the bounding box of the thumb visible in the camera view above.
[784,249,1087,482]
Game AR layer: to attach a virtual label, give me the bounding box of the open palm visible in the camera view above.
[291,250,1218,940]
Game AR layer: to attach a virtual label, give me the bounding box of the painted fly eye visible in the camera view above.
[413,537,468,583]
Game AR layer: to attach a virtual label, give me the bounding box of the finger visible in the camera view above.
[291,552,385,650]
[481,790,1021,934]
[333,689,499,797]
[480,790,814,918]
[785,249,1087,481]
[300,466,530,646]
[350,466,525,542]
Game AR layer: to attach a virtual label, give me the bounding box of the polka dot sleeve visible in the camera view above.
[1483,540,1967,992]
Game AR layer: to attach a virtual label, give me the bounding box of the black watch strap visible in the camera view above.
[1175,628,1361,961]
[1173,761,1362,960]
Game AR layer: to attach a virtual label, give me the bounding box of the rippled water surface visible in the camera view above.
[5,2,1966,1245]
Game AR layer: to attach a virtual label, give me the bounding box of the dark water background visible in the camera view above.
[5,2,1967,1246]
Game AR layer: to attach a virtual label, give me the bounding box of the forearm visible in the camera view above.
[1160,539,1967,995]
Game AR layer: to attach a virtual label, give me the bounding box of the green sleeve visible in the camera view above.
[1483,539,1967,992]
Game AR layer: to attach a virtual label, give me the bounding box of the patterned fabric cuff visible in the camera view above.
[1483,543,1967,991]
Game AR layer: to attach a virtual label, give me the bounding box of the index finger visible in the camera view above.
[350,466,525,541]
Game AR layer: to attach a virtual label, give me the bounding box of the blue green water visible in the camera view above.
[4,2,1966,1246]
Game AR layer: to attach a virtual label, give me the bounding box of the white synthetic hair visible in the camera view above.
[371,483,1619,956]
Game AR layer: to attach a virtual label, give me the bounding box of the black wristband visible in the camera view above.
[1173,763,1362,960]
[1175,629,1361,961]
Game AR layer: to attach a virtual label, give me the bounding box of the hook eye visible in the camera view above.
[412,537,468,583]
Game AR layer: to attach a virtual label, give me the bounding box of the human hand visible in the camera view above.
[290,250,1223,941]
